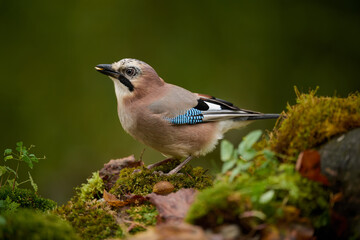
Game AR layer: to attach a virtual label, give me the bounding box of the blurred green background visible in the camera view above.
[1,1,359,204]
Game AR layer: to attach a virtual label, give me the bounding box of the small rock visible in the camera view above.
[153,181,174,195]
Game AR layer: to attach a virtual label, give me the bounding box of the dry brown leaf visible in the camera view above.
[330,192,343,207]
[296,150,329,185]
[147,188,198,224]
[103,189,129,207]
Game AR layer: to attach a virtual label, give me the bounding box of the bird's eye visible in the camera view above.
[125,67,137,77]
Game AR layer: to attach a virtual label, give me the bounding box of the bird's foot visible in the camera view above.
[166,156,194,175]
[147,158,174,169]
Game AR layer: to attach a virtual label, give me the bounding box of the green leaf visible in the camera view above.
[4,155,13,161]
[0,166,7,176]
[229,161,253,182]
[220,140,234,161]
[29,154,39,163]
[5,166,17,177]
[4,149,12,155]
[28,172,38,192]
[263,149,276,161]
[222,159,237,173]
[259,190,275,204]
[7,179,18,188]
[238,130,262,155]
[15,142,23,152]
[241,149,258,161]
[229,164,242,182]
[0,216,6,226]
[23,154,34,169]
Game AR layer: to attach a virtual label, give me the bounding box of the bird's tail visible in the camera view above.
[234,114,280,121]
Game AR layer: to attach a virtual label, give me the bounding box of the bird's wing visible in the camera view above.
[147,84,199,118]
[148,87,278,125]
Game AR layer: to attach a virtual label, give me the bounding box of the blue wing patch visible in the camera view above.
[165,108,204,125]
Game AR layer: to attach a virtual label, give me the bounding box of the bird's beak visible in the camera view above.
[95,64,120,79]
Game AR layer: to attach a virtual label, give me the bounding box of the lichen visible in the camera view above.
[0,186,56,212]
[126,203,158,234]
[55,197,123,240]
[0,209,80,240]
[110,160,213,196]
[269,87,360,160]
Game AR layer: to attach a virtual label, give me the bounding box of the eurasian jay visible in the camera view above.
[95,58,279,175]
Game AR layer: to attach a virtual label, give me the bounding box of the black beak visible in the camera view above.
[95,64,120,79]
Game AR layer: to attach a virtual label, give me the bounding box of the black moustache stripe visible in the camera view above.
[118,75,134,92]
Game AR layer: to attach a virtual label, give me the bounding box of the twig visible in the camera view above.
[123,219,147,232]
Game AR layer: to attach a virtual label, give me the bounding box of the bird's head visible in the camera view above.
[95,58,164,99]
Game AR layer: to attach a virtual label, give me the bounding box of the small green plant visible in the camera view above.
[187,130,330,229]
[78,171,104,202]
[221,130,277,182]
[1,142,45,192]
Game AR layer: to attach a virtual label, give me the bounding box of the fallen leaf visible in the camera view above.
[147,188,198,224]
[103,190,129,207]
[330,192,343,207]
[296,150,329,185]
[99,155,143,190]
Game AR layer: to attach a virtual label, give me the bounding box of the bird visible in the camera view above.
[95,58,280,175]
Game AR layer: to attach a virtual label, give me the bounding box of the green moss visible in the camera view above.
[190,89,359,231]
[78,171,104,202]
[0,196,20,214]
[126,203,158,234]
[0,209,80,240]
[55,198,123,240]
[110,160,213,196]
[186,182,250,227]
[270,88,360,159]
[0,186,56,212]
[187,164,330,229]
[188,127,331,230]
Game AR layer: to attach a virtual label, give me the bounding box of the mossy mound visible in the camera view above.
[110,160,213,196]
[55,198,123,240]
[0,209,80,240]
[269,88,360,159]
[0,186,56,212]
[186,163,330,230]
[187,89,353,235]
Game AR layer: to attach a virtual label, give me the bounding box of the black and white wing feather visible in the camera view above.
[164,94,279,125]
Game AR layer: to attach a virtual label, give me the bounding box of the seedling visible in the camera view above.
[1,142,45,192]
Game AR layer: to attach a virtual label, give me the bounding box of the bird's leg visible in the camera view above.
[147,158,174,170]
[167,156,194,175]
